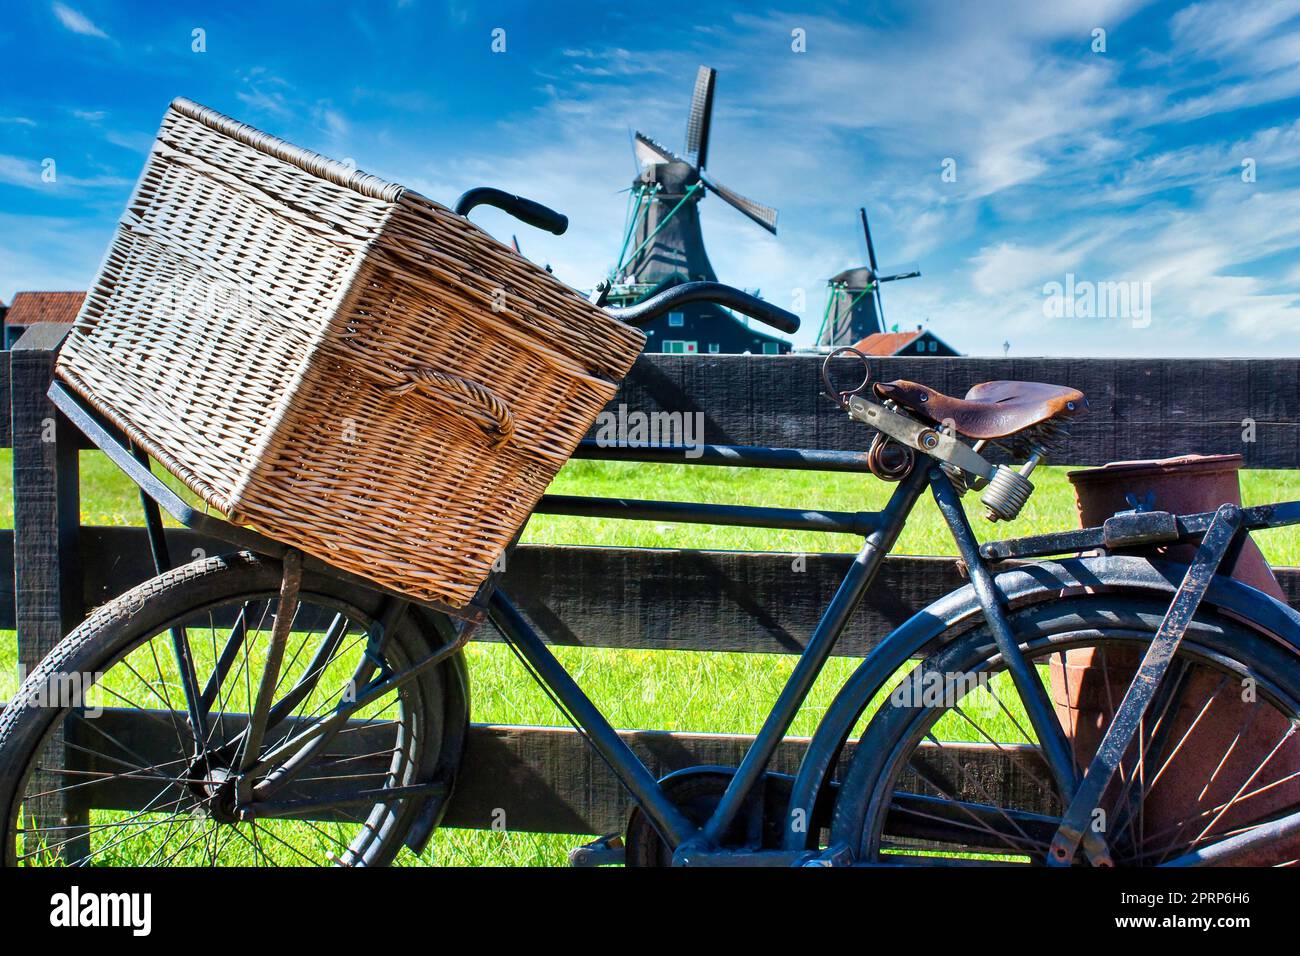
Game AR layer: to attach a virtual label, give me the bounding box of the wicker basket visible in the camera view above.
[56,98,645,607]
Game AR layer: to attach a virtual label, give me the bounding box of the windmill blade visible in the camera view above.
[700,170,778,234]
[859,207,880,274]
[876,269,921,283]
[634,131,686,168]
[685,66,716,169]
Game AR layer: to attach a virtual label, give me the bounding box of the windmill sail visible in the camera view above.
[634,132,685,168]
[817,208,921,347]
[685,66,716,168]
[700,171,778,234]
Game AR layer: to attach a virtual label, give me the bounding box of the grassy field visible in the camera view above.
[3,449,1299,865]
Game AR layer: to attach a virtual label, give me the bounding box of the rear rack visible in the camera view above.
[980,500,1300,561]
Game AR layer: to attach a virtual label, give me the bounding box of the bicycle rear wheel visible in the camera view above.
[0,552,459,866]
[832,596,1300,866]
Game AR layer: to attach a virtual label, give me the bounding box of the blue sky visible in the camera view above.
[3,0,1300,356]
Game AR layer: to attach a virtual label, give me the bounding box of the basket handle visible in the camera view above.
[385,368,515,450]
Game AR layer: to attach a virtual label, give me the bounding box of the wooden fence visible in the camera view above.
[5,323,1300,837]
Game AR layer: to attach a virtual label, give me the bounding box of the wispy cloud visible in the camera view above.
[0,212,115,296]
[235,69,294,118]
[0,154,131,192]
[560,48,668,77]
[51,2,109,40]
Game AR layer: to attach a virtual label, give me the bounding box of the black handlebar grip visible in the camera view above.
[453,187,569,236]
[607,281,801,335]
[718,286,801,334]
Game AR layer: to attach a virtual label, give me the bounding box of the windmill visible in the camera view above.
[816,208,920,347]
[607,66,789,354]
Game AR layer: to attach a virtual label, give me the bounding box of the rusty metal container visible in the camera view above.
[1052,454,1298,862]
[1067,453,1283,599]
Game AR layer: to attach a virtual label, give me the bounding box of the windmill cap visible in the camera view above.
[830,266,874,287]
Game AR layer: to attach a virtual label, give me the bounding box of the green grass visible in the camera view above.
[3,449,1299,866]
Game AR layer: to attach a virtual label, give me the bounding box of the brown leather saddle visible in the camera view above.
[872,379,1087,440]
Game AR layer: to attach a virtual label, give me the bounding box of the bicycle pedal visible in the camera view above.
[568,833,625,867]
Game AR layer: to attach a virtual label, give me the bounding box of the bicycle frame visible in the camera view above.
[493,459,932,858]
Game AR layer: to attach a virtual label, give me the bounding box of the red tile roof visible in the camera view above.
[852,330,924,355]
[5,291,86,326]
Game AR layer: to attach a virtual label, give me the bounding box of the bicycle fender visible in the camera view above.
[780,553,1300,852]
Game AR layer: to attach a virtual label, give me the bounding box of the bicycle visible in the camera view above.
[3,189,1300,867]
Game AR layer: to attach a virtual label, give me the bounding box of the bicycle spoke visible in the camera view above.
[199,602,254,713]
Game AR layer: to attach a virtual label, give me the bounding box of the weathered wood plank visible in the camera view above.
[604,355,1300,468]
[51,709,1053,836]
[444,725,1052,835]
[0,359,9,448]
[499,545,963,655]
[2,353,1298,465]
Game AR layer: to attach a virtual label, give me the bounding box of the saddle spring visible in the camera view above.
[950,418,1072,522]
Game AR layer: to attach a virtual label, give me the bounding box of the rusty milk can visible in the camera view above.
[1054,454,1298,862]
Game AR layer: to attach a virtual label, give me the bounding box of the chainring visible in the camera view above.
[624,769,737,867]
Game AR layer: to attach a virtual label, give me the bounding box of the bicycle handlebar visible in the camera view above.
[605,281,801,335]
[453,187,569,236]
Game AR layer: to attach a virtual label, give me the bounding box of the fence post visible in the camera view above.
[10,322,87,861]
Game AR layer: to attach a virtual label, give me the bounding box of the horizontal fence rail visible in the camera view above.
[4,353,1300,465]
[5,325,1300,844]
[0,528,1298,651]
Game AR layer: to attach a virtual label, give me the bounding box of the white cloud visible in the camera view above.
[51,2,109,40]
[560,48,667,77]
[0,153,131,191]
[1170,0,1300,64]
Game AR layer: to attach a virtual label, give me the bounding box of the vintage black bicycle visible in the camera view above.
[3,189,1300,867]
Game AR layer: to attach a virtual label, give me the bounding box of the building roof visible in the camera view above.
[5,291,86,326]
[852,330,925,355]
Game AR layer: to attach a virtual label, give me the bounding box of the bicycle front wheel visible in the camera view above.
[833,595,1300,866]
[0,552,458,867]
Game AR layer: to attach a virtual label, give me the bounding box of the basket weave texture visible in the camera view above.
[56,98,645,607]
